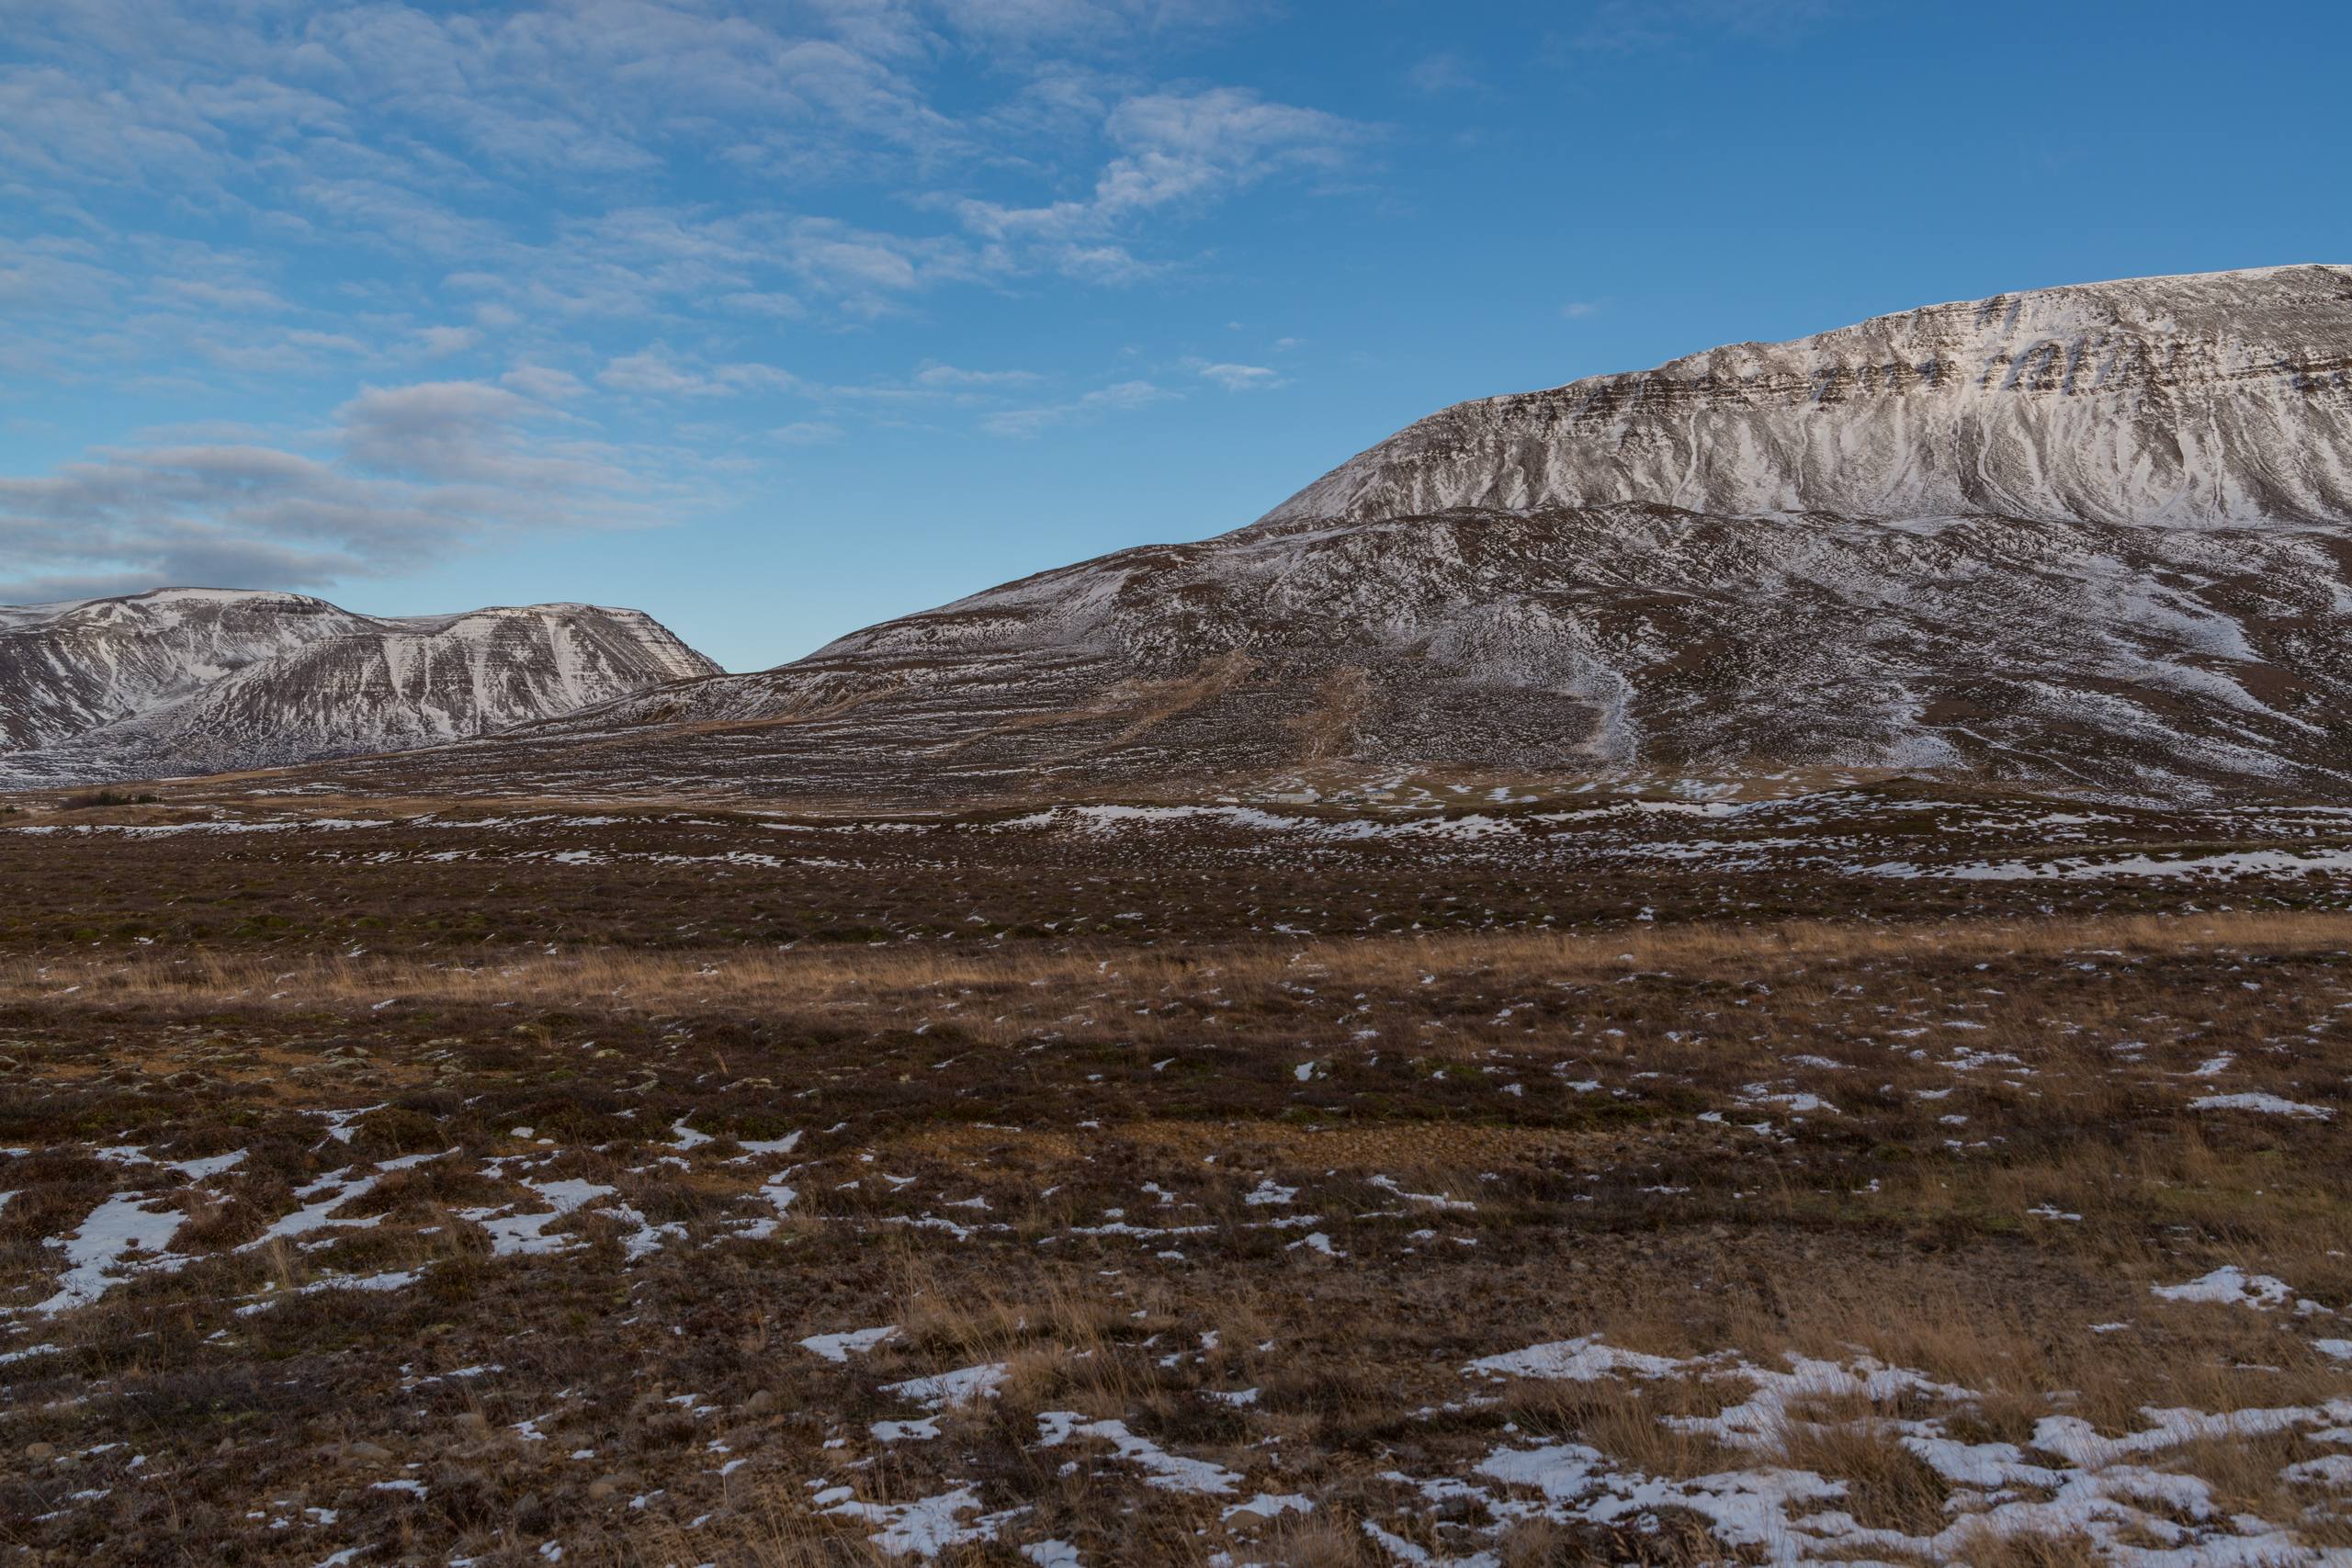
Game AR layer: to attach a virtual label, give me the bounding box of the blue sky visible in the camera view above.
[6,0,2349,671]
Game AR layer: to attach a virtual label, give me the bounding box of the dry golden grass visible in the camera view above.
[8,906,2351,1021]
[1772,1418,1953,1536]
[1935,1527,2108,1567]
[1498,1374,1748,1482]
[1285,665,1374,763]
[628,1486,898,1566]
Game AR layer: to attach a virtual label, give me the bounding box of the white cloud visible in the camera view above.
[0,1,1374,597]
[949,86,1373,274]
[598,346,712,398]
[915,362,1043,387]
[0,235,121,314]
[501,364,589,400]
[336,381,621,491]
[1040,243,1164,285]
[159,278,291,313]
[1191,360,1283,391]
[598,345,801,399]
[932,0,1250,50]
[1,4,1361,361]
[722,290,806,319]
[285,329,370,355]
[0,378,684,602]
[413,324,481,356]
[1406,52,1480,95]
[1560,300,1600,319]
[1099,87,1365,210]
[980,378,1172,437]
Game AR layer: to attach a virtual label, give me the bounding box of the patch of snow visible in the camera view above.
[2189,1092,2333,1119]
[1035,1412,1242,1495]
[800,1325,899,1363]
[2153,1267,2295,1309]
[883,1362,1009,1410]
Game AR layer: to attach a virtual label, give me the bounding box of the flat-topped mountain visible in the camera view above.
[0,588,718,784]
[134,266,2352,803]
[1258,264,2352,531]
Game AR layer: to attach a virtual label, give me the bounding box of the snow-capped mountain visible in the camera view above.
[1257,265,2352,531]
[173,266,2352,803]
[0,588,718,784]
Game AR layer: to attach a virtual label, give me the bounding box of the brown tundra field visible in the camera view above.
[7,782,2352,1566]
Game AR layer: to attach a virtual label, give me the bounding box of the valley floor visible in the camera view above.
[6,787,2352,1565]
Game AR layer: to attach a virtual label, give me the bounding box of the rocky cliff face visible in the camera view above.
[0,588,718,784]
[210,266,2352,805]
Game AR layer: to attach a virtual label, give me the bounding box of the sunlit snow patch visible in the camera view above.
[800,1325,899,1362]
[2188,1092,2334,1119]
[883,1362,1008,1409]
[33,1193,191,1314]
[2151,1266,2295,1309]
[815,1483,1025,1559]
[1035,1412,1242,1495]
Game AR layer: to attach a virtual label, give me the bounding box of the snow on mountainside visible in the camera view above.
[0,588,718,784]
[226,267,2352,805]
[1255,264,2352,530]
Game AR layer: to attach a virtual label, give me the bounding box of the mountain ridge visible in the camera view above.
[51,265,2352,803]
[0,586,718,784]
[1250,262,2352,534]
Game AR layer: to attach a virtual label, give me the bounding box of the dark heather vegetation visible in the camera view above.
[5,785,2352,1565]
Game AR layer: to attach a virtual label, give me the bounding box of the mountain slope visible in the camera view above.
[1257,264,2352,532]
[0,588,718,784]
[200,266,2352,804]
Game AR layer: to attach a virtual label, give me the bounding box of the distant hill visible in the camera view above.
[0,588,718,784]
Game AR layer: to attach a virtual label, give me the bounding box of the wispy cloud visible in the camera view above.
[413,324,481,356]
[1405,52,1481,95]
[501,365,588,400]
[159,278,292,313]
[0,378,688,602]
[0,1,1360,591]
[950,86,1374,276]
[915,362,1044,388]
[931,0,1256,52]
[0,4,1333,361]
[597,345,800,399]
[1189,359,1283,391]
[980,378,1174,437]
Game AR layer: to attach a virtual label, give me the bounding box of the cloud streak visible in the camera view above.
[952,86,1372,278]
[0,379,686,604]
[2,2,1362,589]
[979,378,1174,438]
[1190,359,1283,391]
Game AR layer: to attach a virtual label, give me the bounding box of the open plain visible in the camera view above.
[7,785,2352,1565]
